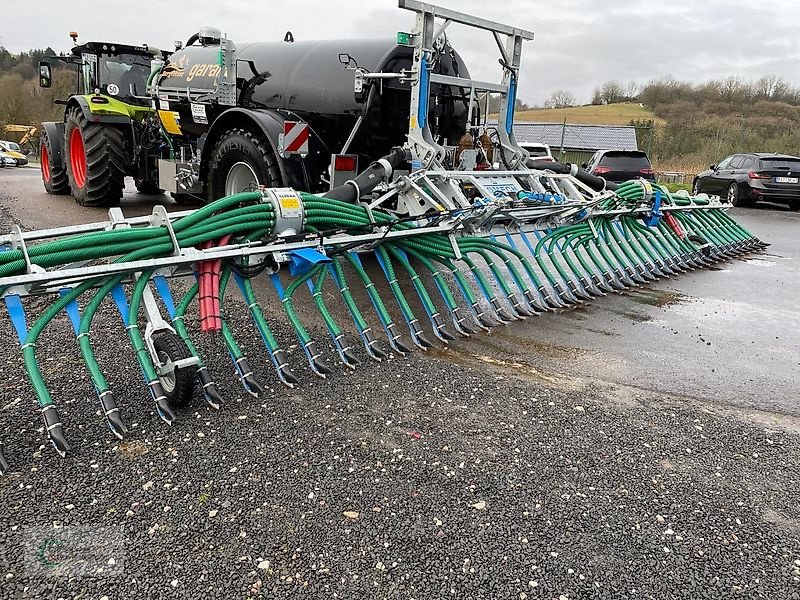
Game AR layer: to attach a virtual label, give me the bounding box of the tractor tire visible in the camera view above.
[153,333,195,409]
[40,128,69,195]
[207,127,282,201]
[691,178,701,196]
[64,107,126,207]
[135,179,164,195]
[728,182,752,208]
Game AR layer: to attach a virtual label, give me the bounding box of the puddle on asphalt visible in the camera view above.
[426,344,580,388]
[759,253,789,260]
[607,308,653,323]
[742,257,777,267]
[628,289,689,308]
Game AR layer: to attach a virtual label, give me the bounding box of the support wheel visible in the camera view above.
[728,182,752,208]
[207,127,282,201]
[65,106,126,207]
[40,128,69,194]
[154,333,195,409]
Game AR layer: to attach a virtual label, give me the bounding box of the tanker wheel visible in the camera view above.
[64,107,126,207]
[135,178,164,195]
[208,127,282,200]
[154,333,195,409]
[40,129,69,194]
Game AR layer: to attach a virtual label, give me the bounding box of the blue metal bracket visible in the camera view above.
[153,275,176,320]
[269,272,286,300]
[111,284,131,327]
[59,288,82,334]
[287,247,331,277]
[3,295,28,345]
[643,190,662,227]
[418,52,430,129]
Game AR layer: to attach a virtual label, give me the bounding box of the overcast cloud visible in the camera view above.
[4,0,800,105]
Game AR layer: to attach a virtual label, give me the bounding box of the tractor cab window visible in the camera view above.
[98,53,151,101]
[80,53,98,94]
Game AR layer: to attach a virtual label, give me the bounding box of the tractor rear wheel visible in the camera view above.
[153,333,195,409]
[40,129,69,195]
[207,128,282,200]
[64,107,127,207]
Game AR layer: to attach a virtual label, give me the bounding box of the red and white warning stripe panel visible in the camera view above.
[281,121,310,155]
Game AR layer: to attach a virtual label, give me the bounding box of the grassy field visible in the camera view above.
[515,103,664,126]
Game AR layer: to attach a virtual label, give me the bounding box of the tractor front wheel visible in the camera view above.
[64,107,126,207]
[40,129,69,195]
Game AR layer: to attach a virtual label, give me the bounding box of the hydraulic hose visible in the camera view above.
[323,147,410,202]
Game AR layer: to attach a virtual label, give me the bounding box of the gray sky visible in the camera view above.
[4,0,800,105]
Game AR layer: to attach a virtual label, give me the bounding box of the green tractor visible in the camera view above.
[38,34,167,206]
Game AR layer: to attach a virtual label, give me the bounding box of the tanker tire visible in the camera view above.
[153,333,195,409]
[135,179,164,195]
[65,107,126,207]
[208,127,282,201]
[40,128,69,195]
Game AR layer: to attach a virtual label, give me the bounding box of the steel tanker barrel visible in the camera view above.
[157,38,471,160]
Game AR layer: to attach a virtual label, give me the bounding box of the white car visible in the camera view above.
[520,142,554,161]
[0,152,17,167]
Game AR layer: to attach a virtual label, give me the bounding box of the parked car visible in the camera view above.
[693,153,800,210]
[582,150,655,183]
[520,142,554,161]
[0,141,28,166]
[0,152,17,167]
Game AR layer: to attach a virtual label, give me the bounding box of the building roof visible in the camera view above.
[511,122,639,151]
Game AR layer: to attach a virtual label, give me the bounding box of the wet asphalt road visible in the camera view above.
[0,167,798,599]
[448,206,800,419]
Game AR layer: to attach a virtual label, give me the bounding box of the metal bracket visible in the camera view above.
[150,205,181,255]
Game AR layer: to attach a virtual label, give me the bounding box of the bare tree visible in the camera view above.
[543,89,576,109]
[755,74,787,100]
[624,80,640,100]
[599,80,624,104]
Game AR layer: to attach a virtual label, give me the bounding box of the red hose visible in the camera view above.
[664,212,685,239]
[198,242,215,332]
[197,235,232,332]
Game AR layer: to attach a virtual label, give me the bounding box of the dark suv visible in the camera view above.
[693,153,800,210]
[583,150,656,183]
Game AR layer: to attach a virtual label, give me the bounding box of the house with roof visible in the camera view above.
[512,122,640,165]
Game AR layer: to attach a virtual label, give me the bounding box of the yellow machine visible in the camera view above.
[2,125,38,160]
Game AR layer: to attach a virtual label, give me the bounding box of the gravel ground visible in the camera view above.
[1,201,799,599]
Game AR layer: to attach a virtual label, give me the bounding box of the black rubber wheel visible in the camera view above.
[153,333,195,409]
[728,182,752,208]
[789,200,800,211]
[135,179,164,195]
[207,127,282,201]
[691,178,701,196]
[40,128,69,194]
[64,106,127,207]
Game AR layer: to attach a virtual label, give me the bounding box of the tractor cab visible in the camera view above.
[38,33,166,108]
[70,41,158,106]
